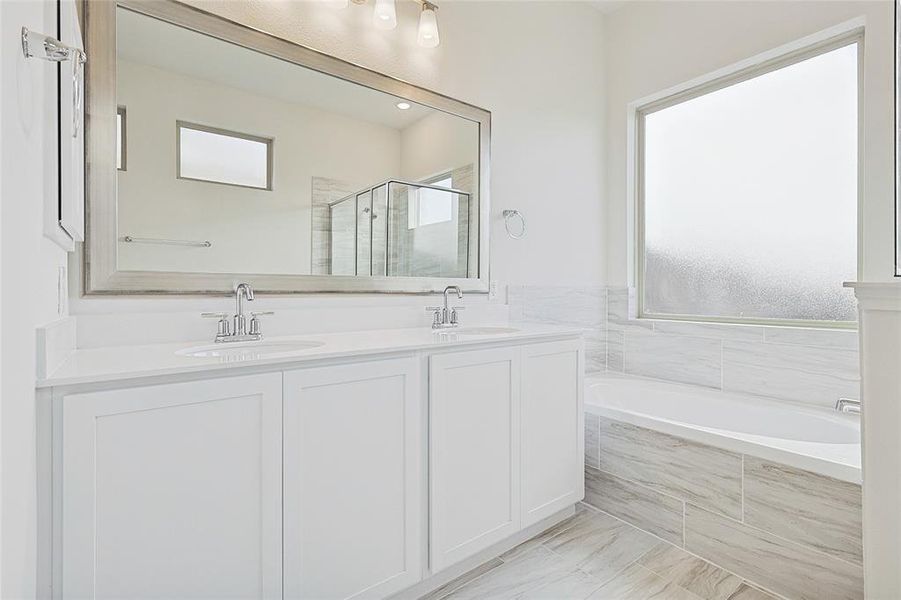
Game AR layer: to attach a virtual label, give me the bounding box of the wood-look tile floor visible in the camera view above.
[423,504,782,600]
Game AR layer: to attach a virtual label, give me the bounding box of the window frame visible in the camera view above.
[175,120,274,191]
[408,172,455,229]
[632,26,864,329]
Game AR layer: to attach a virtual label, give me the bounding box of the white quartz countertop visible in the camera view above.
[38,324,582,388]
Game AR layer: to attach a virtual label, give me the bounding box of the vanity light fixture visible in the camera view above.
[417,1,440,48]
[396,102,411,110]
[372,0,397,30]
[338,0,440,48]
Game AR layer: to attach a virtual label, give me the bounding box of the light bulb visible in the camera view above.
[396,102,411,110]
[417,2,440,48]
[373,0,397,30]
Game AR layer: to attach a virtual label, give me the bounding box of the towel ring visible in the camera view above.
[502,210,526,239]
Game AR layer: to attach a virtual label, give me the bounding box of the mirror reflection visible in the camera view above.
[115,7,480,279]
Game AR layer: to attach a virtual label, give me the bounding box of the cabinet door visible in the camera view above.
[429,347,521,573]
[60,373,282,600]
[521,340,584,527]
[283,358,422,600]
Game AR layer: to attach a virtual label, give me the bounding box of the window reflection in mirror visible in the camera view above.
[115,6,480,278]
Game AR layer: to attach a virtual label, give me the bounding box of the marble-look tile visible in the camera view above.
[684,504,863,600]
[514,567,605,599]
[607,288,651,329]
[763,326,859,350]
[587,563,703,600]
[543,507,659,583]
[419,557,504,600]
[638,542,743,600]
[743,457,862,564]
[606,330,624,373]
[584,468,683,545]
[722,340,859,409]
[501,504,599,562]
[585,333,606,375]
[727,583,780,600]
[444,546,578,600]
[584,414,600,469]
[624,332,722,389]
[513,285,606,330]
[598,418,742,519]
[651,320,764,343]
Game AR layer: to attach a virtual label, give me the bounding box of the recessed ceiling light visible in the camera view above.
[396,102,411,110]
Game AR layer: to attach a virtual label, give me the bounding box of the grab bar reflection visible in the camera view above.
[121,236,212,248]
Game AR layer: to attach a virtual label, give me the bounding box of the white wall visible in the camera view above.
[399,111,477,182]
[117,59,401,274]
[1,1,71,597]
[602,0,895,286]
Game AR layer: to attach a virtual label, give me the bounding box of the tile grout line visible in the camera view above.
[588,503,790,600]
[585,463,741,523]
[684,501,864,569]
[428,559,505,600]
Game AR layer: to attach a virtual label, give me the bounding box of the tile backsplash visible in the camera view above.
[508,285,860,410]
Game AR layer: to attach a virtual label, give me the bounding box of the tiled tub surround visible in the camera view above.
[583,412,863,600]
[607,287,860,410]
[509,285,860,412]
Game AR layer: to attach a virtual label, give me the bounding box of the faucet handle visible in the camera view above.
[425,306,443,312]
[450,306,465,324]
[248,311,274,337]
[201,312,231,337]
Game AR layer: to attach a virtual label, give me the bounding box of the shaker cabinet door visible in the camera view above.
[283,358,422,600]
[521,340,584,527]
[59,373,283,600]
[429,347,521,573]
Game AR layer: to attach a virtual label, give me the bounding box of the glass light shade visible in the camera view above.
[373,0,397,30]
[417,5,440,48]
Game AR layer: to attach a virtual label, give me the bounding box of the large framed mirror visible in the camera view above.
[84,0,490,294]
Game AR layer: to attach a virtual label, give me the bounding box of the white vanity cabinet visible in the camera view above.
[49,331,583,599]
[57,373,284,600]
[520,341,584,527]
[282,358,422,600]
[428,339,584,572]
[429,347,522,572]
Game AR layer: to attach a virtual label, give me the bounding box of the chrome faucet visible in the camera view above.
[202,282,274,343]
[427,286,464,329]
[835,397,861,414]
[234,283,254,336]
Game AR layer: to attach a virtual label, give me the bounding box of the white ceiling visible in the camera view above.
[116,7,437,130]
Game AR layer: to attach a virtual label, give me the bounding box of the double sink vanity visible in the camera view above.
[39,287,584,599]
[48,1,585,597]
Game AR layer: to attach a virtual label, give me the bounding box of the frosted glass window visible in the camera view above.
[641,42,858,324]
[177,122,272,190]
[408,176,454,228]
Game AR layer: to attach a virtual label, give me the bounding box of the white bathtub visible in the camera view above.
[585,376,861,483]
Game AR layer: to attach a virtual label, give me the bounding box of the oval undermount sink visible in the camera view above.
[440,326,521,336]
[176,340,324,359]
